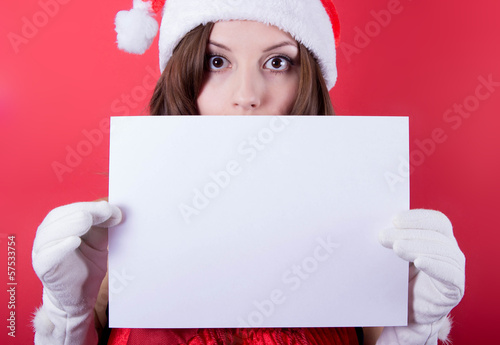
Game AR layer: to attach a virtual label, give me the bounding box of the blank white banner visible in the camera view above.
[109,115,409,329]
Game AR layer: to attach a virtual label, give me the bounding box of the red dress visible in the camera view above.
[107,327,360,345]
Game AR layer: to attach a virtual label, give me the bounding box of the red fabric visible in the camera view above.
[146,0,166,14]
[129,329,199,345]
[108,328,131,345]
[108,328,359,345]
[318,0,341,46]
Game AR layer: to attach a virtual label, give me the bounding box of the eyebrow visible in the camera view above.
[208,41,231,51]
[208,40,298,53]
[262,41,298,53]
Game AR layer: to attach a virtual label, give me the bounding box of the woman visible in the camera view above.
[148,20,333,116]
[32,1,465,344]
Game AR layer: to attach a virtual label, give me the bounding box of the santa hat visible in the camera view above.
[115,0,340,89]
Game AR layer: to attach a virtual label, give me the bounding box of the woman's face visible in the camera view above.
[197,20,300,116]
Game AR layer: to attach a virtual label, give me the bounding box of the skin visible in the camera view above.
[196,20,384,344]
[197,20,301,115]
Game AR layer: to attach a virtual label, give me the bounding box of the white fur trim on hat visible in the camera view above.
[159,0,338,89]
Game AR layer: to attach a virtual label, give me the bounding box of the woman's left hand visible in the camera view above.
[376,209,465,344]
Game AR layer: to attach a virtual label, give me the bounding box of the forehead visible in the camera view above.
[209,20,298,48]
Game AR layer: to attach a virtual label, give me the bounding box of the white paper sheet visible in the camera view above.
[108,115,409,328]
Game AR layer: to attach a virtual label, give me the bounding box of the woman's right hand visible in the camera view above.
[32,201,122,345]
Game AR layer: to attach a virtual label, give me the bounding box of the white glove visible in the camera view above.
[32,201,122,345]
[376,209,465,345]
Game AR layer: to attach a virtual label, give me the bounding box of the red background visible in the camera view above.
[1,0,499,344]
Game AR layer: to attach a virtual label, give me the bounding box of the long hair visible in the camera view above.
[149,23,334,116]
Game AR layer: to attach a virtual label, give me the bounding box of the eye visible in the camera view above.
[264,56,292,72]
[207,55,230,71]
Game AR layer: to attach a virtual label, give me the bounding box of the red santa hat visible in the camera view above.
[115,0,340,89]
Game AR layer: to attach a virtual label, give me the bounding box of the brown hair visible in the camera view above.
[149,23,334,116]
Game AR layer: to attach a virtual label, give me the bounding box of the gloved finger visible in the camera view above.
[414,256,465,298]
[379,227,453,249]
[34,202,122,252]
[393,209,454,238]
[378,228,394,249]
[412,301,454,325]
[98,203,122,228]
[77,201,122,227]
[392,238,463,270]
[394,240,465,296]
[81,202,121,249]
[32,236,82,281]
[33,211,94,253]
[39,201,122,229]
[79,240,108,266]
[81,227,108,251]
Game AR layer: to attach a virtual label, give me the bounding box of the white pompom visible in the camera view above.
[115,6,159,55]
[32,306,55,336]
[438,315,453,344]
